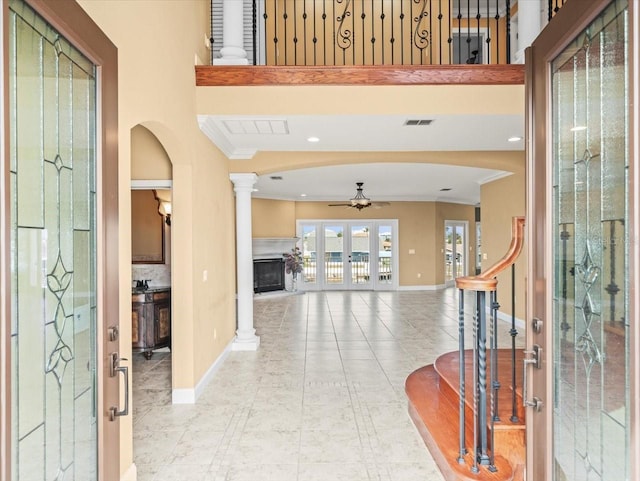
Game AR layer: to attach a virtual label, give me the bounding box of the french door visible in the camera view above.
[299,220,397,290]
[444,220,467,286]
[526,1,639,480]
[1,1,120,480]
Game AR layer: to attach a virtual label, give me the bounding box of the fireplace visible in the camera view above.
[253,258,285,293]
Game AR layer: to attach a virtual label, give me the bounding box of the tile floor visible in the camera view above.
[133,289,523,481]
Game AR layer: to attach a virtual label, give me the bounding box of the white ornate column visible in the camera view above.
[229,173,259,350]
[514,0,543,64]
[213,0,249,65]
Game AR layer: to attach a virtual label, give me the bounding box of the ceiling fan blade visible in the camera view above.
[328,203,352,207]
[371,202,391,209]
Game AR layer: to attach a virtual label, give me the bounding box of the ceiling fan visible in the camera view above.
[328,182,390,210]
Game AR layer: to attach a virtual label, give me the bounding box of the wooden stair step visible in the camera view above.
[406,365,516,481]
[434,349,526,427]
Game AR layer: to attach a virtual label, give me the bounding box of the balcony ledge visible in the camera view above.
[195,64,525,87]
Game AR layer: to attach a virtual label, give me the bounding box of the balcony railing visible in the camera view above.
[210,0,569,67]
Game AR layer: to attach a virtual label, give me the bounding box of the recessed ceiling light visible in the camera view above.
[300,194,307,197]
[508,136,522,142]
[440,188,452,192]
[570,126,587,132]
[307,136,320,143]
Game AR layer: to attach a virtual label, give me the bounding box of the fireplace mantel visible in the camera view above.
[252,237,299,260]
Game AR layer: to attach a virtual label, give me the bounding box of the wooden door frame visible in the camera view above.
[526,0,640,479]
[0,1,119,479]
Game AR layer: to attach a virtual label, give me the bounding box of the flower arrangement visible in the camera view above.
[284,247,304,277]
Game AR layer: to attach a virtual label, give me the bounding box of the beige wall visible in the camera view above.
[253,200,476,287]
[131,124,172,180]
[77,1,237,478]
[480,165,527,320]
[252,198,297,237]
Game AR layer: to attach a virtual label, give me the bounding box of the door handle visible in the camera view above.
[522,344,544,411]
[108,352,129,421]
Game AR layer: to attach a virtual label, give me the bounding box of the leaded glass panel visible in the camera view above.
[551,1,629,480]
[9,0,98,479]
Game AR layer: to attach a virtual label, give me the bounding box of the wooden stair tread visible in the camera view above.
[434,349,526,425]
[406,365,515,481]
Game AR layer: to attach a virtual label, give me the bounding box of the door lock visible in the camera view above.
[532,317,543,334]
[108,326,119,342]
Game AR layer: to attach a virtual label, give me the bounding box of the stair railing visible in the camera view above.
[454,216,525,474]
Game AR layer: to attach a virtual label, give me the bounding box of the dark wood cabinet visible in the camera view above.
[132,288,171,359]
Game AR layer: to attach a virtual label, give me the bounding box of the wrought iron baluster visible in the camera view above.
[466,0,470,63]
[428,0,432,64]
[302,0,308,65]
[456,1,462,64]
[489,289,499,472]
[293,0,298,64]
[322,0,327,65]
[380,0,385,65]
[390,0,395,64]
[371,0,376,65]
[471,291,480,474]
[494,0,500,64]
[313,0,317,65]
[491,290,500,423]
[283,0,288,64]
[476,0,480,64]
[438,0,443,64]
[457,289,467,464]
[332,0,336,64]
[510,263,519,422]
[413,0,429,65]
[336,0,352,65]
[400,0,406,64]
[476,290,490,466]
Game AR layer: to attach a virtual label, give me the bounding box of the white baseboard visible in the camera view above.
[495,309,526,330]
[171,338,233,404]
[120,463,137,481]
[398,284,447,291]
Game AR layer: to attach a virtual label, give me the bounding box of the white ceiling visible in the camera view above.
[198,113,524,205]
[254,163,510,205]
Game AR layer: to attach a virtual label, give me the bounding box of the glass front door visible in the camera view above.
[5,1,119,479]
[527,0,635,479]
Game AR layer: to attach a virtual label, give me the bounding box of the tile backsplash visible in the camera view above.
[132,264,171,288]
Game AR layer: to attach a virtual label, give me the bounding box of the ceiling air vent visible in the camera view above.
[270,176,283,180]
[404,119,434,126]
